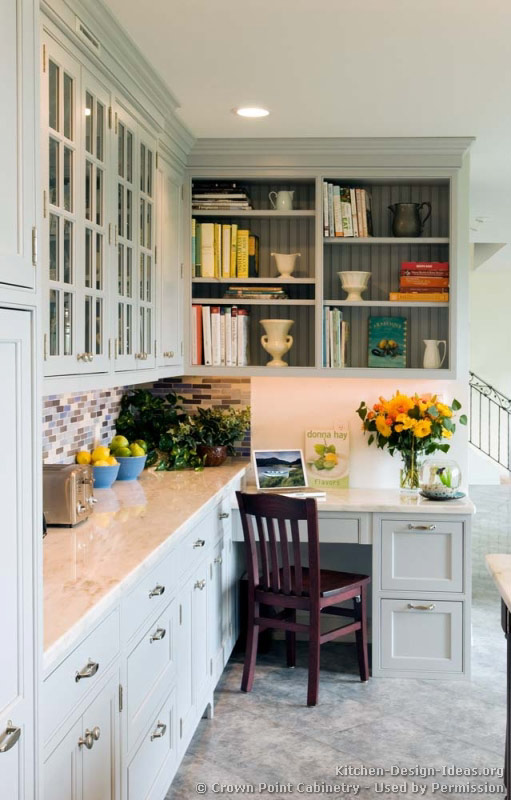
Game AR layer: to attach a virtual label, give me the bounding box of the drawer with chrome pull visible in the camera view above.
[127,687,177,800]
[380,519,464,593]
[176,501,228,581]
[122,548,177,643]
[126,599,176,751]
[42,609,120,744]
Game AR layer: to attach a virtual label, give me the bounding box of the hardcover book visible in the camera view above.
[368,316,407,368]
[304,425,349,489]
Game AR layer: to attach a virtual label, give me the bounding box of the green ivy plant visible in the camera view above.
[194,406,251,454]
[115,389,188,467]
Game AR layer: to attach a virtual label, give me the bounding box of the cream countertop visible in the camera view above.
[486,554,511,612]
[43,460,248,666]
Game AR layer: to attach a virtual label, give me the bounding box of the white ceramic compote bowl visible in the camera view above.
[338,271,371,302]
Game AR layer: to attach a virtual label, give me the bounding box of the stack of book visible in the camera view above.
[191,305,250,367]
[192,182,252,211]
[323,307,349,367]
[222,286,288,301]
[323,183,373,238]
[192,222,259,279]
[389,261,449,303]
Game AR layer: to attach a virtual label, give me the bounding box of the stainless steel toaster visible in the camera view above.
[43,463,95,527]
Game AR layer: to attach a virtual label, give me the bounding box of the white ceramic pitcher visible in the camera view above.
[269,190,294,211]
[423,339,447,369]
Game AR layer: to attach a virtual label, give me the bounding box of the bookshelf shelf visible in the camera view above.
[192,277,316,285]
[324,300,449,308]
[323,237,450,245]
[193,210,316,218]
[191,298,315,306]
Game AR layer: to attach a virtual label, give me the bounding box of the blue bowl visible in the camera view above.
[92,463,120,489]
[115,455,147,481]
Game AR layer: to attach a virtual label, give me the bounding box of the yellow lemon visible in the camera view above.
[92,445,110,462]
[93,459,110,467]
[324,453,338,463]
[76,451,92,465]
[106,456,119,466]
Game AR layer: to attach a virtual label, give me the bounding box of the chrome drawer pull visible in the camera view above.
[407,603,436,611]
[218,512,230,520]
[75,660,99,682]
[78,726,100,750]
[148,584,165,598]
[149,627,166,643]
[214,556,223,565]
[150,721,167,741]
[407,524,436,531]
[194,579,206,591]
[193,539,206,549]
[0,722,21,753]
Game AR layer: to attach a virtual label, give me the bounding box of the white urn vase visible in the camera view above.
[272,252,300,279]
[260,319,294,367]
[338,271,371,302]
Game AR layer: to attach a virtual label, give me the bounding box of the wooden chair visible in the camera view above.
[236,491,370,706]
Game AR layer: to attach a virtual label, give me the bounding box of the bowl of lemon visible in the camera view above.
[109,435,148,482]
[76,446,120,489]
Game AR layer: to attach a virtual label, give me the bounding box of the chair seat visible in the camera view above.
[259,567,370,598]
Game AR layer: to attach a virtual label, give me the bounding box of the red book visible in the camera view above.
[401,261,449,273]
[400,276,449,289]
[191,305,202,365]
[396,287,449,294]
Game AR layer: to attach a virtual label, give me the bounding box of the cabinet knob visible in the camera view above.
[193,539,206,549]
[163,351,174,358]
[75,660,99,682]
[194,579,206,591]
[150,721,167,741]
[407,524,436,531]
[0,722,21,754]
[149,627,166,643]
[148,584,165,598]
[407,603,436,611]
[218,512,230,519]
[214,556,223,566]
[78,726,101,750]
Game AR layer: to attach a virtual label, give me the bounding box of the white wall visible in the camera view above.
[470,266,511,396]
[251,377,468,489]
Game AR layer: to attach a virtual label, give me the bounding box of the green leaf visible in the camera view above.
[427,405,439,417]
[437,443,451,453]
[368,434,375,446]
[459,414,468,425]
[451,398,462,411]
[443,417,454,432]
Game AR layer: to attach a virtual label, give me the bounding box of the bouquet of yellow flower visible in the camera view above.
[356,391,467,490]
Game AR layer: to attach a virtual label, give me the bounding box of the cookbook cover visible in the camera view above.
[304,425,349,489]
[368,316,407,368]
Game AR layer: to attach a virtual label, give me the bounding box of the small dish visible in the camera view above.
[420,490,466,501]
[116,454,147,481]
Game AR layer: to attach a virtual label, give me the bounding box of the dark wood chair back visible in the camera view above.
[236,491,320,598]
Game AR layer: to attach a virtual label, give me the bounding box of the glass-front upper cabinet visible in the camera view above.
[137,130,156,369]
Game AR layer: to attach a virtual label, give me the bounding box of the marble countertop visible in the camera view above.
[43,460,248,663]
[486,554,511,611]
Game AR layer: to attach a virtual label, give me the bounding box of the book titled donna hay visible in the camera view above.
[368,316,407,368]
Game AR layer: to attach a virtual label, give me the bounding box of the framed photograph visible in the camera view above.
[252,449,308,490]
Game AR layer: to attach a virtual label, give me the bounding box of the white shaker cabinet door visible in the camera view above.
[81,674,119,800]
[0,309,36,797]
[0,0,37,289]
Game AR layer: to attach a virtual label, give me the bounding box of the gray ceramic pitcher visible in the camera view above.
[388,202,431,237]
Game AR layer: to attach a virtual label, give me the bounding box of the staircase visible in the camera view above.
[469,372,511,480]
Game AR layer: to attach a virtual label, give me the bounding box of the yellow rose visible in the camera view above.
[375,415,392,438]
[414,419,432,438]
[442,427,453,439]
[388,393,414,416]
[395,423,404,433]
[396,413,416,430]
[436,403,452,418]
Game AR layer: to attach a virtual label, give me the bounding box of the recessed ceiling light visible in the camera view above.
[235,107,270,118]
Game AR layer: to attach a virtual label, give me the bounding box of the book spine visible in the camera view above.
[400,270,449,277]
[230,224,238,277]
[214,223,222,278]
[342,321,349,367]
[401,261,449,272]
[329,308,335,368]
[195,222,202,277]
[248,234,259,278]
[364,191,373,236]
[334,309,341,368]
[200,223,215,278]
[355,189,364,239]
[224,307,232,366]
[202,306,212,365]
[360,191,368,237]
[237,310,250,366]
[328,183,335,237]
[191,218,196,274]
[231,307,238,366]
[191,305,198,365]
[333,186,343,237]
[220,308,226,365]
[211,306,221,365]
[236,229,249,277]
[389,292,449,302]
[400,276,449,288]
[341,188,353,237]
[222,225,231,278]
[323,182,329,237]
[350,188,359,237]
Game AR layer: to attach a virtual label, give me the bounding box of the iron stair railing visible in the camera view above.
[469,372,511,471]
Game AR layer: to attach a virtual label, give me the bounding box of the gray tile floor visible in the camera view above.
[167,486,510,799]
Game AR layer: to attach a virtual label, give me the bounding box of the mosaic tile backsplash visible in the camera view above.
[43,377,251,463]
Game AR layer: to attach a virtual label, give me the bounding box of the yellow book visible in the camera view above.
[236,229,249,278]
[214,223,222,278]
[222,225,231,278]
[200,222,215,278]
[389,291,449,303]
[230,223,238,277]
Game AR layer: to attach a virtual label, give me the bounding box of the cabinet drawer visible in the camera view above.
[42,609,120,743]
[318,515,360,544]
[381,520,464,592]
[122,549,176,642]
[176,505,220,580]
[128,688,177,800]
[380,599,463,673]
[127,600,176,750]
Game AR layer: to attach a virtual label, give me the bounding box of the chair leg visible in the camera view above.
[286,610,296,668]
[241,602,259,693]
[307,609,321,706]
[355,585,369,682]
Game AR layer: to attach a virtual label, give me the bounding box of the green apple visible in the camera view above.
[134,439,148,453]
[114,446,132,458]
[129,443,145,457]
[110,434,129,451]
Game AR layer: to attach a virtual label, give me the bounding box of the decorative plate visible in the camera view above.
[420,491,466,501]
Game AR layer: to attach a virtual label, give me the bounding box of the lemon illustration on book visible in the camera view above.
[76,451,92,465]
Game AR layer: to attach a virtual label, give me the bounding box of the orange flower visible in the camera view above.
[367,411,375,420]
[375,415,392,438]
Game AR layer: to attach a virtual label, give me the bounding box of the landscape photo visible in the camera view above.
[254,450,307,489]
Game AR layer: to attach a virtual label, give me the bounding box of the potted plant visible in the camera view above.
[356,391,467,491]
[194,406,251,466]
[115,389,188,467]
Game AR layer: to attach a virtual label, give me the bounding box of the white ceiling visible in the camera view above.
[104,0,511,243]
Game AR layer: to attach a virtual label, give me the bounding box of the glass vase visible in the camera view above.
[399,450,423,493]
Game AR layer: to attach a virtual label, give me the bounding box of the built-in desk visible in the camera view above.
[233,488,475,679]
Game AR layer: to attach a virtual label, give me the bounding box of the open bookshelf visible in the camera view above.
[185,161,464,377]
